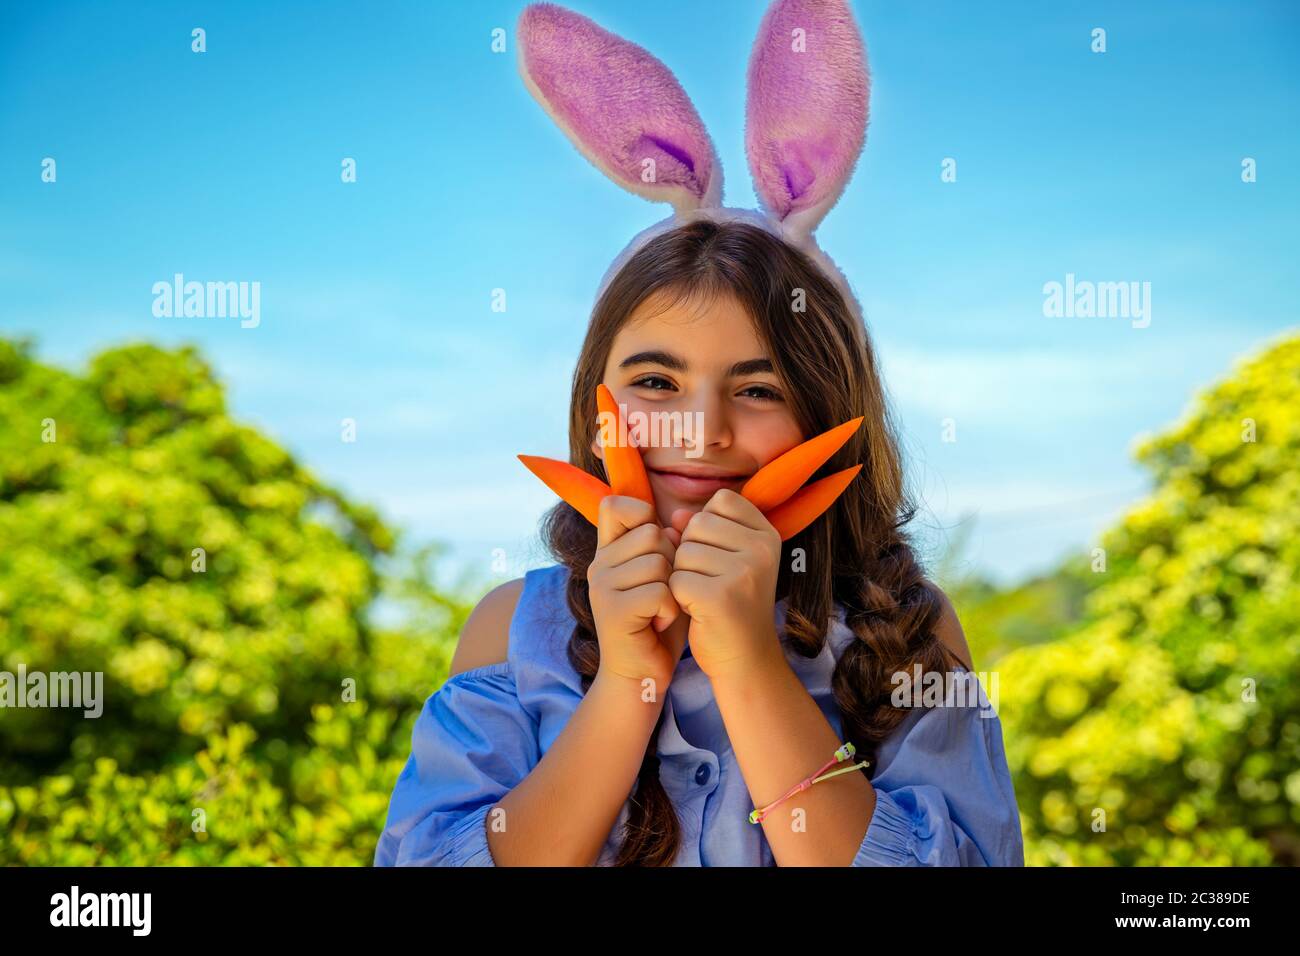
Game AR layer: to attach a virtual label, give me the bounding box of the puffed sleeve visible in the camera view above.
[374,661,540,867]
[851,678,1024,867]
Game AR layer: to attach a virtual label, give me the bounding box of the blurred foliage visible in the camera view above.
[934,516,1094,668]
[943,559,1093,668]
[0,338,480,864]
[979,331,1299,865]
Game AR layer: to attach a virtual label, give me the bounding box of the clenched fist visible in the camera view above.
[587,495,689,691]
[666,489,784,682]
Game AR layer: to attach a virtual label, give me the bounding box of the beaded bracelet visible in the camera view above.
[748,742,872,825]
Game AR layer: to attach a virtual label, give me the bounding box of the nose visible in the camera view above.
[685,387,732,455]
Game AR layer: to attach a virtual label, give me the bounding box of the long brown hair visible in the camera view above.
[540,217,961,866]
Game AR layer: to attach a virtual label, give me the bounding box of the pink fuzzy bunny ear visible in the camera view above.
[745,0,869,242]
[517,3,723,215]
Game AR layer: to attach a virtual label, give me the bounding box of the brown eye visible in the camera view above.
[739,385,782,402]
[632,375,676,392]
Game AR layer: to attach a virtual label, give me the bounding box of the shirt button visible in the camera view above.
[694,763,711,786]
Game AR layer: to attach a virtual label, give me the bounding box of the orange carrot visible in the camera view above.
[517,455,611,525]
[761,464,862,540]
[740,416,864,512]
[595,383,655,506]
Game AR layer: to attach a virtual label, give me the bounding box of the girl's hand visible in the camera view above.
[667,489,784,682]
[588,495,689,692]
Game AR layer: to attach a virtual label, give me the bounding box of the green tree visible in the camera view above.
[998,331,1300,865]
[0,339,474,863]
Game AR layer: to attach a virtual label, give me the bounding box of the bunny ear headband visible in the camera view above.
[515,0,872,540]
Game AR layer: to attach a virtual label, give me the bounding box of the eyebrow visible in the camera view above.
[618,350,774,378]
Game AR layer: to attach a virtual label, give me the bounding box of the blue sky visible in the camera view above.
[2,0,1297,589]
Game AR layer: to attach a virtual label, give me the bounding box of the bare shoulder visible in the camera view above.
[449,577,525,676]
[926,581,974,672]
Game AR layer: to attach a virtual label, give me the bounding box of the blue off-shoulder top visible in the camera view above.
[375,563,1025,866]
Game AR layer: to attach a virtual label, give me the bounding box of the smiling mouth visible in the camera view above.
[647,466,750,500]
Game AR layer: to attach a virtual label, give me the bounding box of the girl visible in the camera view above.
[375,0,1023,867]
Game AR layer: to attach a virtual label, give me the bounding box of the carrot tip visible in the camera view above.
[593,383,655,507]
[741,416,865,512]
[518,454,611,526]
[762,464,862,541]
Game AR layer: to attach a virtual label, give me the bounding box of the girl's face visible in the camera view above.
[593,289,805,527]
